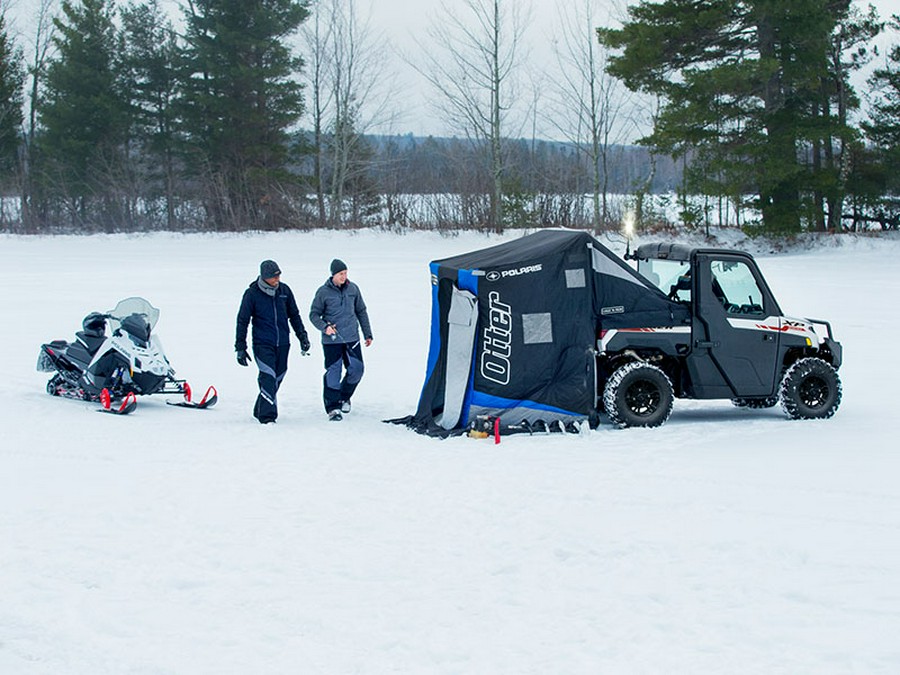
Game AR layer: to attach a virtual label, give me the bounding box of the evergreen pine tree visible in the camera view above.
[0,12,24,185]
[599,0,866,235]
[120,0,181,228]
[865,15,900,197]
[179,0,309,230]
[37,0,127,229]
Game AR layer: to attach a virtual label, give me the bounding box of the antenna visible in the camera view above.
[623,210,636,260]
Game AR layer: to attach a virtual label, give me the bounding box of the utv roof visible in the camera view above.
[634,242,753,262]
[633,242,694,262]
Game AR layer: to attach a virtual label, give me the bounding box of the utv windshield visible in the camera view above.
[638,259,692,303]
[107,297,160,332]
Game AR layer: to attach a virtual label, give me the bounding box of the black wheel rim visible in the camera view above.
[799,375,829,409]
[625,380,660,417]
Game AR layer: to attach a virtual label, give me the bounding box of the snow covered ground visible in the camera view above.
[1,228,899,674]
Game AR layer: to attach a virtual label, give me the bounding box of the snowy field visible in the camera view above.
[1,228,899,674]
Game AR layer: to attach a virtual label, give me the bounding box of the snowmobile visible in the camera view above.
[37,297,217,415]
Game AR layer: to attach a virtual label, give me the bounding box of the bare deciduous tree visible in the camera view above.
[16,0,58,229]
[301,0,334,225]
[546,0,633,231]
[414,0,529,231]
[302,0,395,227]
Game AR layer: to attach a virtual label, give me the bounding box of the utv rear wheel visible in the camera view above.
[732,396,779,409]
[780,358,841,420]
[603,362,674,428]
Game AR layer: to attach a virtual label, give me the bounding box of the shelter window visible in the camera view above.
[522,313,553,344]
[565,268,586,288]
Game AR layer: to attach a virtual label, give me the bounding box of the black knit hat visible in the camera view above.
[330,258,347,275]
[260,260,281,278]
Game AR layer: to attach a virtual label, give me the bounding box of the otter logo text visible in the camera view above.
[480,291,512,385]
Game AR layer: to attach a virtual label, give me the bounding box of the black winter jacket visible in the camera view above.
[235,279,309,351]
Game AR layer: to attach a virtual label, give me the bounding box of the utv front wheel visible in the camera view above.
[603,362,674,428]
[780,358,842,420]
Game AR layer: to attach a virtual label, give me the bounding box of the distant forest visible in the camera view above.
[285,133,682,231]
[358,135,680,195]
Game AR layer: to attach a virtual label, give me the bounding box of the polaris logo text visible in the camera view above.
[480,291,512,385]
[485,264,542,281]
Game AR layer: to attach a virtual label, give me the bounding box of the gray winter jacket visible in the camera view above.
[309,278,373,344]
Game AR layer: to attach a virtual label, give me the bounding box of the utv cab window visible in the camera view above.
[638,258,692,303]
[710,260,765,315]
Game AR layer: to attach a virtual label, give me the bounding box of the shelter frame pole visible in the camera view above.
[587,242,600,411]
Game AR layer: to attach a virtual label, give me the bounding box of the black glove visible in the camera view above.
[236,349,251,366]
[299,334,311,355]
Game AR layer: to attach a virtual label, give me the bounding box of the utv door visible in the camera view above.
[693,253,781,397]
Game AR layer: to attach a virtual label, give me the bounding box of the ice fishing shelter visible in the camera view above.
[405,229,688,435]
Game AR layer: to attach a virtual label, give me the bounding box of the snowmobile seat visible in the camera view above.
[75,331,106,355]
[66,341,94,367]
[76,312,107,355]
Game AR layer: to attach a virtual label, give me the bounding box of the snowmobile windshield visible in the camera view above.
[107,297,160,333]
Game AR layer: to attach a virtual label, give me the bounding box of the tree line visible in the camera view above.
[600,0,900,234]
[0,0,898,235]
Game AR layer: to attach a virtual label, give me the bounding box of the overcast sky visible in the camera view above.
[5,0,898,142]
[361,0,630,138]
[366,0,898,139]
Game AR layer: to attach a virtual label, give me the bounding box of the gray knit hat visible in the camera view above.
[330,258,347,275]
[260,260,281,278]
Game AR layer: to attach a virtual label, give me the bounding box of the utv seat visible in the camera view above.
[669,273,691,301]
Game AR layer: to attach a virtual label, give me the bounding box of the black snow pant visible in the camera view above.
[252,343,290,423]
[322,341,364,413]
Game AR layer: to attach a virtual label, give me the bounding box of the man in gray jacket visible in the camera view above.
[308,259,373,421]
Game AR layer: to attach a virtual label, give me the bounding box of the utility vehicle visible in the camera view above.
[599,243,842,427]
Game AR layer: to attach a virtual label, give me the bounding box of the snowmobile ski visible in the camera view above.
[166,384,218,409]
[98,389,137,415]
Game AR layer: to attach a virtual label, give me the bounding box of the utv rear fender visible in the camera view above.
[598,326,691,358]
[598,349,683,397]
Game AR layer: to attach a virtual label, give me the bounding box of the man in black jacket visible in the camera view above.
[308,259,373,421]
[235,260,310,424]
